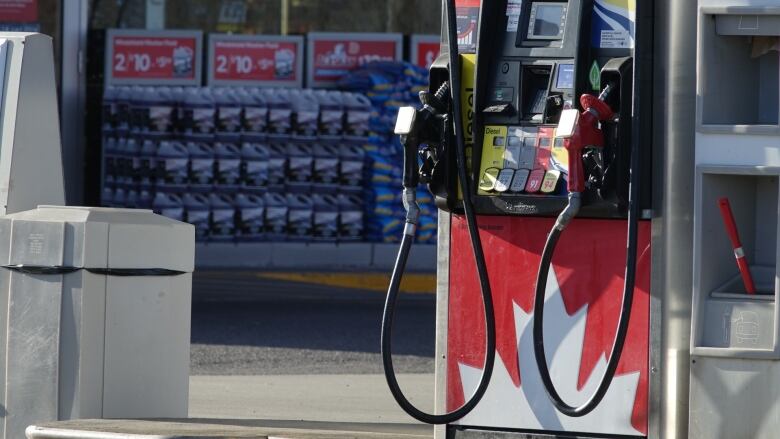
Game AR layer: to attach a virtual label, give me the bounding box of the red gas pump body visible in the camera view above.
[446,216,651,435]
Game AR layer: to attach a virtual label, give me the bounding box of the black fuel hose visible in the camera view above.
[532,100,642,417]
[380,0,496,425]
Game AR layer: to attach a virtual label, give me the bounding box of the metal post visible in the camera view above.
[434,211,451,439]
[280,0,289,35]
[651,0,697,437]
[60,0,89,205]
[146,0,166,30]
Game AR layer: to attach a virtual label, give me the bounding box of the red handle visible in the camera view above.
[565,138,585,193]
[564,108,602,193]
[718,197,757,294]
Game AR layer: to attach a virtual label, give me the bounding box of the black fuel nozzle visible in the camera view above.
[395,81,452,190]
[596,82,621,122]
[420,82,451,115]
[598,83,615,101]
[393,81,454,226]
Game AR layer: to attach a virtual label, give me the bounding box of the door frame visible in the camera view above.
[60,0,88,205]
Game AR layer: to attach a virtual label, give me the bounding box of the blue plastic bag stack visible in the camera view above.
[338,61,438,244]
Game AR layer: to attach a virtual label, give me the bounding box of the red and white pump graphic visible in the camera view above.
[447,216,650,436]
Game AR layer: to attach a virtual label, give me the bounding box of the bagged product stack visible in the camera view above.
[338,61,438,244]
[100,85,370,243]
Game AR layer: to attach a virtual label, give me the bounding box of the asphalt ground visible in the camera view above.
[190,271,437,376]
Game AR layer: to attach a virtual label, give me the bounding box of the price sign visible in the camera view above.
[0,0,37,23]
[207,35,304,87]
[105,29,203,86]
[307,32,402,88]
[456,0,481,53]
[410,35,440,69]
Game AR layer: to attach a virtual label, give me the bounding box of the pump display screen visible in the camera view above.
[527,3,567,40]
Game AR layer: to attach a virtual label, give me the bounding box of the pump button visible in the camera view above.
[510,169,531,193]
[479,168,500,192]
[484,104,511,114]
[526,169,545,193]
[492,87,515,103]
[540,170,562,194]
[495,169,515,193]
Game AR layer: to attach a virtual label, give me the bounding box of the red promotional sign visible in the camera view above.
[455,0,480,52]
[0,0,37,22]
[307,33,402,87]
[415,42,440,69]
[214,40,297,81]
[111,35,197,80]
[410,35,441,70]
[207,35,304,87]
[313,40,396,81]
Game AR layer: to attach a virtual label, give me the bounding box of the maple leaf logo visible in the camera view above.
[455,267,642,436]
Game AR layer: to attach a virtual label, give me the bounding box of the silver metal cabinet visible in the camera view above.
[0,206,194,439]
[691,3,780,438]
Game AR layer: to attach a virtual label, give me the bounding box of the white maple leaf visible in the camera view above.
[454,267,642,436]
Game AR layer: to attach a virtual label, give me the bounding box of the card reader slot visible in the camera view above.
[521,66,552,121]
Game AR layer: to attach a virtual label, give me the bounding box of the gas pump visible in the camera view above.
[382,0,655,437]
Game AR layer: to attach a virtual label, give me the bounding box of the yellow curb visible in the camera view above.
[255,272,436,294]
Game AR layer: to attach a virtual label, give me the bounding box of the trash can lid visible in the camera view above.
[0,206,194,272]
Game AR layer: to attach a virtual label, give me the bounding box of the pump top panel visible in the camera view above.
[430,0,650,219]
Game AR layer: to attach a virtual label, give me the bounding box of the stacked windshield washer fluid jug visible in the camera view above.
[100,85,369,242]
[338,61,438,244]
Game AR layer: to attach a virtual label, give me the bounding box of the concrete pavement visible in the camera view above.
[25,273,440,439]
[189,374,435,424]
[26,375,435,439]
[27,419,431,439]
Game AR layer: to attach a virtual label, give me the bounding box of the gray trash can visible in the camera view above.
[0,206,194,439]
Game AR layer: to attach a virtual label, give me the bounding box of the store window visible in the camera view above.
[86,0,445,245]
[89,0,440,35]
[0,0,61,80]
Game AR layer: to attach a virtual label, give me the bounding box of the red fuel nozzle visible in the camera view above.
[564,85,615,193]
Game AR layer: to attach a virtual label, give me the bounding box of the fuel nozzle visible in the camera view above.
[393,81,452,233]
[558,84,616,194]
[394,107,422,233]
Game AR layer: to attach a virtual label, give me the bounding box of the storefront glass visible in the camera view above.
[86,0,445,246]
[0,0,61,80]
[89,0,440,34]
